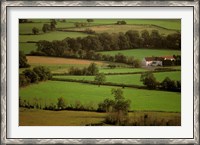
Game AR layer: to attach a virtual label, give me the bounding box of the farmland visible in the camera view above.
[53,71,181,86]
[19,81,181,112]
[19,19,181,126]
[100,49,181,60]
[19,108,180,126]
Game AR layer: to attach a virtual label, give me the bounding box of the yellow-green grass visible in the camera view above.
[19,108,180,126]
[100,49,181,60]
[67,24,178,36]
[19,81,181,112]
[19,21,76,34]
[67,19,181,30]
[19,43,37,54]
[19,31,89,42]
[19,108,106,126]
[53,71,181,86]
[99,68,147,73]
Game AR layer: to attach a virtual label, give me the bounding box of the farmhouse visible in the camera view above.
[142,56,175,66]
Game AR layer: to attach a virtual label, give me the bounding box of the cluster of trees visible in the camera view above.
[19,51,30,68]
[140,72,181,92]
[32,19,57,35]
[116,20,127,25]
[19,66,52,87]
[32,40,141,67]
[98,88,131,125]
[34,29,180,52]
[69,63,99,75]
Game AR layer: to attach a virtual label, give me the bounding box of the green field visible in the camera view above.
[19,81,181,112]
[100,49,181,60]
[99,68,147,73]
[19,31,89,42]
[19,43,37,54]
[19,108,180,126]
[66,19,181,30]
[67,24,178,36]
[53,71,181,86]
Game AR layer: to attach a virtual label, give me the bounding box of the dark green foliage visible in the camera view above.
[32,27,39,35]
[94,73,106,87]
[87,19,94,23]
[160,77,181,91]
[87,63,99,75]
[22,69,39,83]
[125,30,141,48]
[19,51,30,68]
[140,72,158,89]
[116,20,127,25]
[69,63,99,76]
[42,24,51,33]
[98,88,131,125]
[19,19,28,23]
[33,66,52,81]
[19,66,52,87]
[19,74,30,87]
[50,19,57,30]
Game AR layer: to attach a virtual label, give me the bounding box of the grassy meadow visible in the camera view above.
[19,19,181,126]
[100,49,181,60]
[53,71,181,86]
[19,81,181,112]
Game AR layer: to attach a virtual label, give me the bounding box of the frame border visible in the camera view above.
[1,1,199,144]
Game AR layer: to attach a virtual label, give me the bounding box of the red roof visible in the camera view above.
[145,57,163,61]
[161,56,175,59]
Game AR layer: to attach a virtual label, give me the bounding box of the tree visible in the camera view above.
[42,24,50,33]
[87,19,94,25]
[57,97,66,110]
[94,73,106,87]
[161,77,177,91]
[109,88,131,125]
[141,30,150,47]
[140,72,158,89]
[33,66,52,81]
[87,63,99,75]
[22,69,39,83]
[19,74,30,87]
[19,51,30,68]
[32,27,39,35]
[50,19,57,30]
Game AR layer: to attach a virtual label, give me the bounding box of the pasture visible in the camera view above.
[19,31,88,42]
[19,108,180,126]
[53,71,181,86]
[68,24,178,36]
[19,81,181,112]
[100,48,181,60]
[19,43,37,54]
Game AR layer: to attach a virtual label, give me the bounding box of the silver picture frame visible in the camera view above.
[1,0,199,144]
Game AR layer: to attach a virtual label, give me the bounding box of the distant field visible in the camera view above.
[19,31,89,42]
[19,43,37,54]
[100,49,181,60]
[19,21,75,34]
[27,56,106,65]
[19,108,180,126]
[68,24,178,36]
[19,81,181,112]
[67,19,181,30]
[99,68,147,73]
[53,71,181,86]
[19,108,105,126]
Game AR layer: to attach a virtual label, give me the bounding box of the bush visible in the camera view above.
[140,72,158,89]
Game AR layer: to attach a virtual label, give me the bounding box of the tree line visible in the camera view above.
[140,72,181,92]
[34,29,180,52]
[19,66,52,87]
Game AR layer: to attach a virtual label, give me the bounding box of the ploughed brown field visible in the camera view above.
[27,56,106,65]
